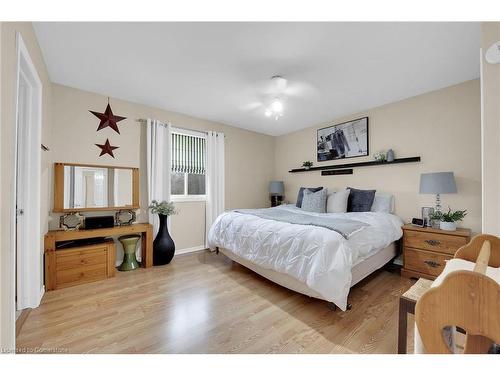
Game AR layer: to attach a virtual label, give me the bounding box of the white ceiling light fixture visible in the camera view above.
[241,74,318,121]
[271,98,283,112]
[265,99,284,120]
[264,76,286,120]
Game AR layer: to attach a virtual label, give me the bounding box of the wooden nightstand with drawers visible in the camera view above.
[401,224,471,280]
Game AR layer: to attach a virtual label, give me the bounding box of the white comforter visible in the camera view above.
[208,205,404,310]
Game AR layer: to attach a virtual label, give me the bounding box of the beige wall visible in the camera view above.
[49,84,276,252]
[275,80,481,233]
[170,202,207,251]
[0,22,53,350]
[481,23,500,235]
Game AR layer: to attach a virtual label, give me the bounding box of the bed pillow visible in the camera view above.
[347,187,376,212]
[296,186,323,207]
[371,192,394,213]
[301,188,328,213]
[326,189,350,213]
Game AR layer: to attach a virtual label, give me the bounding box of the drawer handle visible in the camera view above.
[424,239,441,246]
[424,260,441,268]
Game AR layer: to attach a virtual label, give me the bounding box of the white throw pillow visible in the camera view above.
[326,189,350,213]
[370,192,394,213]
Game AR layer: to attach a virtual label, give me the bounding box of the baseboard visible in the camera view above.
[37,286,45,307]
[176,245,207,255]
[15,308,32,337]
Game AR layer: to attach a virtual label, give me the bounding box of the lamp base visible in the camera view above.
[435,193,442,213]
[270,195,283,207]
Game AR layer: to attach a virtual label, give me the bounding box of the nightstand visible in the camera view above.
[401,224,471,280]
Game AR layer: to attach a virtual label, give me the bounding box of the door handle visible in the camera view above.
[16,209,24,216]
[424,260,441,268]
[424,239,441,246]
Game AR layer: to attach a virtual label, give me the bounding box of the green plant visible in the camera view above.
[148,200,178,216]
[373,152,386,162]
[302,161,313,168]
[430,207,467,223]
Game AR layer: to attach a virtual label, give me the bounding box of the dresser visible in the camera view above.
[401,224,471,279]
[44,223,153,290]
[50,240,116,290]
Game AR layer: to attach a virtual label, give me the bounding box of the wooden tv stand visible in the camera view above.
[44,223,153,291]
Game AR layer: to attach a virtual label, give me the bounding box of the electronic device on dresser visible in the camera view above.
[411,218,425,227]
[85,215,115,230]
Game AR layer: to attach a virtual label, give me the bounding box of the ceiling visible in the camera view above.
[33,22,480,136]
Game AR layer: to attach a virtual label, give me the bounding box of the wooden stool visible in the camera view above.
[398,278,433,354]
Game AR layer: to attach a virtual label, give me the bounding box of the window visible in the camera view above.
[170,129,206,201]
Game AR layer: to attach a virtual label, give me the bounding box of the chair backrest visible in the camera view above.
[416,239,500,354]
[455,234,500,267]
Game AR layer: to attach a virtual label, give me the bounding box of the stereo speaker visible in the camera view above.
[84,215,115,230]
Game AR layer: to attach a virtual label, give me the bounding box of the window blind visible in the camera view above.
[171,132,206,174]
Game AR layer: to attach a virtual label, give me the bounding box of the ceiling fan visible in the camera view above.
[240,75,318,120]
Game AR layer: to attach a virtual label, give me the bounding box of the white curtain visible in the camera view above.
[146,119,172,236]
[205,131,225,246]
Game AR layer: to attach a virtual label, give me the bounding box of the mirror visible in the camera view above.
[54,163,139,212]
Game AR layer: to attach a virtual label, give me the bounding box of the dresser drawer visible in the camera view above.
[52,242,114,289]
[403,230,468,255]
[55,263,107,289]
[404,247,452,277]
[56,247,107,271]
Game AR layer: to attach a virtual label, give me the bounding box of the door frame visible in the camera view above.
[13,32,43,311]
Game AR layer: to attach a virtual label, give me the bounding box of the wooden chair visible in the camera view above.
[415,235,500,354]
[454,234,500,267]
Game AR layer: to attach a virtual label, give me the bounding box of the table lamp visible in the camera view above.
[419,172,457,212]
[269,181,284,207]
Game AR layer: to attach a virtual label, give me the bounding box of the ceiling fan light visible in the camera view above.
[271,99,283,112]
[265,109,272,117]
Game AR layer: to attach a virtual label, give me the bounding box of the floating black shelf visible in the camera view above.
[321,169,353,176]
[289,156,421,173]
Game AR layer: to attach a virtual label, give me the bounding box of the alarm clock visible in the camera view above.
[411,218,425,227]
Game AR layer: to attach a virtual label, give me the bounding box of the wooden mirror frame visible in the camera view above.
[53,162,140,212]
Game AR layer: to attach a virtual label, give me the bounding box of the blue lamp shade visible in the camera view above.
[419,172,457,194]
[269,181,284,195]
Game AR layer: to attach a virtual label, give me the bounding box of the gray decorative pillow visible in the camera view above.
[371,192,394,213]
[301,188,328,213]
[296,186,323,207]
[347,187,376,212]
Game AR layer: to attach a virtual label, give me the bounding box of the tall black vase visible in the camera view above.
[153,214,175,265]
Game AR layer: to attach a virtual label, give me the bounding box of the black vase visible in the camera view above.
[153,214,175,265]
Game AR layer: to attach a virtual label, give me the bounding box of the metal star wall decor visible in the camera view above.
[95,139,119,158]
[89,99,126,134]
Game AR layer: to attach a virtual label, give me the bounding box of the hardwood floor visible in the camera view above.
[16,251,415,354]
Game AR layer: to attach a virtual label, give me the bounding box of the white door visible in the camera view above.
[14,33,43,311]
[15,73,30,310]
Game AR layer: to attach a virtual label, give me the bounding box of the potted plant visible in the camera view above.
[430,207,467,231]
[302,161,313,170]
[148,200,178,265]
[373,152,386,162]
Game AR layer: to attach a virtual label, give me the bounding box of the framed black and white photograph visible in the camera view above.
[317,117,369,162]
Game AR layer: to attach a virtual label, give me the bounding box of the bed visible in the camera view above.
[207,204,404,311]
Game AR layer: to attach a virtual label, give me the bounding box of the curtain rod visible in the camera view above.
[135,118,227,137]
[135,118,209,135]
